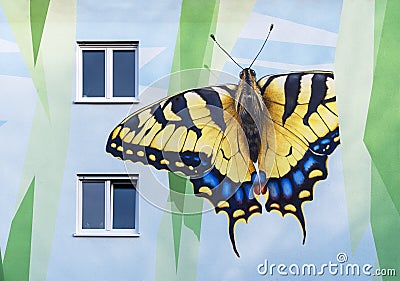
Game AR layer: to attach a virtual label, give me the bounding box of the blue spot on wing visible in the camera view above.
[321,138,330,145]
[180,151,201,167]
[310,128,340,155]
[268,181,280,199]
[258,171,267,183]
[222,182,232,198]
[304,156,317,173]
[244,183,254,200]
[202,172,220,187]
[293,170,305,186]
[281,178,293,199]
[235,188,244,203]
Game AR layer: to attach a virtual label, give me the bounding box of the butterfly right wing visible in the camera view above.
[257,71,340,241]
[106,85,261,256]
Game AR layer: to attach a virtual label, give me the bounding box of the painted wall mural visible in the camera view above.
[106,54,340,258]
[0,0,399,280]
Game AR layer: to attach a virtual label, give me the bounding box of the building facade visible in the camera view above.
[0,1,397,280]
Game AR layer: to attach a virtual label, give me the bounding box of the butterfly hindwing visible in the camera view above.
[190,167,262,256]
[257,71,340,240]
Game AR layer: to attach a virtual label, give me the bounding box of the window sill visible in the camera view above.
[74,98,140,104]
[74,231,140,237]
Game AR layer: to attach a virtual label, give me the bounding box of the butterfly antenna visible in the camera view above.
[210,34,244,70]
[249,24,274,68]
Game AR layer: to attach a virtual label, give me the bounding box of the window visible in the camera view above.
[76,42,139,103]
[75,174,139,236]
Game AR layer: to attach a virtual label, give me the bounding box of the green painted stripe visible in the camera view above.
[0,249,4,281]
[334,0,373,253]
[0,0,51,119]
[3,178,35,281]
[366,0,400,276]
[30,0,50,65]
[156,1,259,279]
[365,0,400,213]
[167,0,220,273]
[371,164,400,280]
[210,0,257,72]
[0,1,76,280]
[155,1,263,280]
[156,0,220,279]
[374,0,388,68]
[169,173,186,272]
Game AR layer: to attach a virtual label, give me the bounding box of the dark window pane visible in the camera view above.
[82,182,105,229]
[113,182,136,229]
[83,50,105,97]
[113,50,135,97]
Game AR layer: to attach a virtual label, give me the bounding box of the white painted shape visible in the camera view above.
[138,84,168,99]
[234,57,334,71]
[0,38,19,53]
[139,47,166,69]
[240,12,338,47]
[0,75,37,250]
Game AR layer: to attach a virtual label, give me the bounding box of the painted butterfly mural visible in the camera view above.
[106,27,340,257]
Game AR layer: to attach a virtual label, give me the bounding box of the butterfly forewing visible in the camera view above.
[106,84,265,255]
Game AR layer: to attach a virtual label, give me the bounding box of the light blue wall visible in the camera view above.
[46,1,181,280]
[0,4,38,253]
[0,0,379,280]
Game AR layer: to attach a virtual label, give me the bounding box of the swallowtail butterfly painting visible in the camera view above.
[106,25,340,257]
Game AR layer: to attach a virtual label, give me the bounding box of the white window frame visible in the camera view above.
[75,41,139,104]
[75,174,140,237]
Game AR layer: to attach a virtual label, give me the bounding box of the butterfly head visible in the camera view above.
[236,68,263,123]
[238,68,259,96]
[239,68,257,84]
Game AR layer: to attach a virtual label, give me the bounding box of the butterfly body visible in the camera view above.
[106,69,339,257]
[236,68,265,162]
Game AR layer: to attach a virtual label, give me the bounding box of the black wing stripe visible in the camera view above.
[283,73,304,125]
[259,72,291,94]
[170,93,188,114]
[304,74,329,125]
[194,87,227,131]
[153,105,169,127]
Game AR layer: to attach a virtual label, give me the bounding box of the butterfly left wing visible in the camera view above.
[257,71,340,241]
[106,85,261,256]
